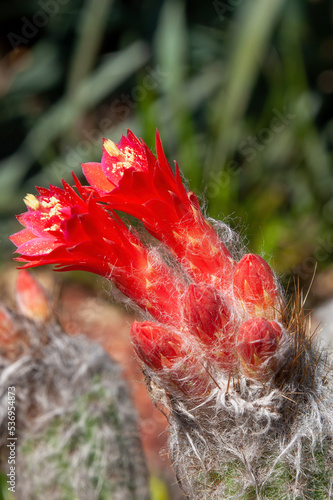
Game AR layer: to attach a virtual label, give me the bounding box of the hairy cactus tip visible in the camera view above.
[10,130,333,499]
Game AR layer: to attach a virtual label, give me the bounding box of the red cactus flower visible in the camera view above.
[236,317,284,380]
[233,253,281,319]
[82,131,149,193]
[9,178,184,326]
[15,270,50,321]
[82,130,236,291]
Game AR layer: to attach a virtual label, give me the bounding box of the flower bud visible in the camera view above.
[183,284,231,346]
[131,321,183,371]
[236,317,284,380]
[233,254,280,319]
[15,270,50,321]
[131,321,212,396]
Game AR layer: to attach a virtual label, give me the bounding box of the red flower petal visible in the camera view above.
[9,228,35,246]
[81,162,116,193]
[16,238,62,257]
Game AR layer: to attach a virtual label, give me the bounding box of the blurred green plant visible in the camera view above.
[0,471,15,500]
[0,0,332,286]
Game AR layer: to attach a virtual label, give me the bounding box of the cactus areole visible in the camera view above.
[10,131,333,499]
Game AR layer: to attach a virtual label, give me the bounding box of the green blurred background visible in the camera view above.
[0,0,332,292]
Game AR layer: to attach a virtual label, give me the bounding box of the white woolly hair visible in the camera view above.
[125,211,333,499]
[141,305,333,499]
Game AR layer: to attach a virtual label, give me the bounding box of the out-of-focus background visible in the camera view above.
[0,0,332,498]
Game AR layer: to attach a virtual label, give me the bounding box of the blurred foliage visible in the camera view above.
[0,471,14,500]
[0,0,332,289]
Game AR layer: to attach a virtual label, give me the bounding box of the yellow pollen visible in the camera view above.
[104,140,140,175]
[24,194,40,211]
[44,224,60,232]
[122,146,137,166]
[40,197,63,219]
[111,147,137,173]
[104,139,121,157]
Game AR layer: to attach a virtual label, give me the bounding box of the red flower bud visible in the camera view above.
[233,254,280,319]
[236,317,284,380]
[131,321,212,396]
[15,270,50,321]
[183,284,238,372]
[131,321,184,371]
[183,284,231,346]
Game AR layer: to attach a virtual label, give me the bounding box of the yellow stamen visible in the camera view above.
[104,140,139,176]
[123,146,136,162]
[24,194,40,211]
[104,139,121,157]
[40,197,63,221]
[44,224,60,232]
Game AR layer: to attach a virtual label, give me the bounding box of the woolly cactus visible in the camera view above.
[0,271,150,500]
[10,130,333,498]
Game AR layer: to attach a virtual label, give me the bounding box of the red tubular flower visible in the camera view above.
[82,130,236,291]
[236,317,284,380]
[15,270,50,321]
[233,254,281,319]
[9,178,184,327]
